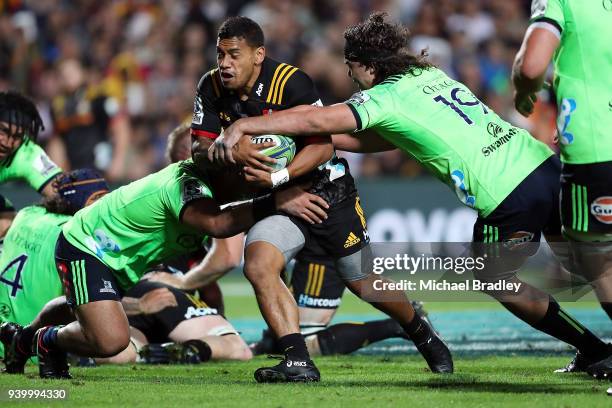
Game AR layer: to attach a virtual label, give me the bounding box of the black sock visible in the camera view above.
[601,302,612,321]
[533,297,608,360]
[401,314,432,345]
[40,326,60,351]
[278,333,310,360]
[317,319,407,355]
[183,339,212,362]
[18,325,36,355]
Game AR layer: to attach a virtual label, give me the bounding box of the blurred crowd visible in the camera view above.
[0,0,558,181]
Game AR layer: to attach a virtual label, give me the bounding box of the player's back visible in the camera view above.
[0,206,66,333]
[349,66,553,216]
[531,0,612,163]
[62,160,211,290]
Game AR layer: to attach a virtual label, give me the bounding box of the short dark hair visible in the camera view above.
[218,16,264,47]
[344,12,431,84]
[0,90,44,142]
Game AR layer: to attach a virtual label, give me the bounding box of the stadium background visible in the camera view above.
[1,1,612,404]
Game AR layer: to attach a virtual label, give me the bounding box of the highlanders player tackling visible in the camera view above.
[213,13,612,378]
[513,0,612,377]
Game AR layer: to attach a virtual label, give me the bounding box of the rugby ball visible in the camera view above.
[251,134,296,171]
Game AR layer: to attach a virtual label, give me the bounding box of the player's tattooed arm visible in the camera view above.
[512,26,559,117]
[121,288,178,316]
[332,130,396,153]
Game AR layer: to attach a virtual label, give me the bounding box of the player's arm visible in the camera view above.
[332,130,396,153]
[211,104,357,164]
[181,185,329,236]
[512,0,563,117]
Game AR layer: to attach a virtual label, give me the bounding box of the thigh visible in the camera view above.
[561,161,612,240]
[245,214,306,264]
[55,232,122,309]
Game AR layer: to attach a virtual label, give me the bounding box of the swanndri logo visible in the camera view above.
[557,98,576,145]
[451,170,475,207]
[286,360,307,368]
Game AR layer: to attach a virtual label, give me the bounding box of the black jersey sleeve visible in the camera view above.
[191,69,222,139]
[281,69,322,108]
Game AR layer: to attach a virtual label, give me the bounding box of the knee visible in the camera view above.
[243,257,276,284]
[225,336,253,361]
[86,329,131,358]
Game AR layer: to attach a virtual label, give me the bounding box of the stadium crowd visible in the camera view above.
[0,0,556,181]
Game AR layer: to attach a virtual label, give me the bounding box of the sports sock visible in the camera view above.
[40,326,61,351]
[533,297,608,360]
[183,339,212,362]
[401,314,433,345]
[317,319,407,355]
[17,325,36,355]
[278,333,310,360]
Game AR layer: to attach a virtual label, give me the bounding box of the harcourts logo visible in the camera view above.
[591,196,612,224]
[451,170,475,208]
[557,98,576,145]
[298,294,341,308]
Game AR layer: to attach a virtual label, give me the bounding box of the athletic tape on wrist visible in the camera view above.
[271,168,290,188]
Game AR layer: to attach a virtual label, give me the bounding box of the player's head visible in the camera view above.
[58,59,86,93]
[343,12,430,89]
[216,16,265,90]
[166,120,191,163]
[0,91,44,162]
[42,168,109,215]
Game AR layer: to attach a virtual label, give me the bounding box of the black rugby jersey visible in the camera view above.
[190,57,355,205]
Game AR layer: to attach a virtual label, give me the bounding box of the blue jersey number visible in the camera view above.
[0,254,27,297]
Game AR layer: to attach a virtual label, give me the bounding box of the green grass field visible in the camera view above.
[1,279,611,406]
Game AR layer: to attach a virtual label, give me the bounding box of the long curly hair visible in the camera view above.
[343,12,432,85]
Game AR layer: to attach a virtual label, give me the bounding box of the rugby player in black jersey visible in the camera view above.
[190,17,453,382]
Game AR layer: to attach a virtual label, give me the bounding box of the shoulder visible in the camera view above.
[196,68,224,98]
[268,62,319,107]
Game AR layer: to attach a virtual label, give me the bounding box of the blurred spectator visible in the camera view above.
[0,0,554,180]
[47,58,130,182]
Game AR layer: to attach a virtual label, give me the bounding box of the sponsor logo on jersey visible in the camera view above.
[503,231,535,250]
[481,127,519,157]
[347,91,371,105]
[182,179,211,204]
[192,95,204,125]
[297,294,342,308]
[184,306,218,319]
[344,232,361,248]
[450,170,476,207]
[486,122,503,138]
[86,229,120,258]
[256,82,264,96]
[33,153,59,177]
[591,196,612,224]
[99,279,116,294]
[557,98,576,145]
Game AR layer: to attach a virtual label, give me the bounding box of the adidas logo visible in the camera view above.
[344,232,361,248]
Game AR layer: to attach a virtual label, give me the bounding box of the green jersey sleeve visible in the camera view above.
[0,140,62,192]
[530,0,565,32]
[165,163,214,221]
[345,88,390,131]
